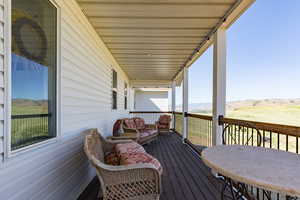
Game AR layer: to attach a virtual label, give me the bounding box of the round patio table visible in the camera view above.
[201,145,300,200]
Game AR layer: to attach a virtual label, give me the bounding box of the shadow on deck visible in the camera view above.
[78,132,224,200]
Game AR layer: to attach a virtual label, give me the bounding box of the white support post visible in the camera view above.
[182,67,189,141]
[171,81,176,130]
[212,28,227,146]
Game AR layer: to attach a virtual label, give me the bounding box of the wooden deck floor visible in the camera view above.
[78,132,224,200]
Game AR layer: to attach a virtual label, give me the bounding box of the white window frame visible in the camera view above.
[4,0,62,158]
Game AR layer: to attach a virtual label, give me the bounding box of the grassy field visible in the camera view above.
[227,105,300,126]
[11,105,49,150]
[12,105,48,115]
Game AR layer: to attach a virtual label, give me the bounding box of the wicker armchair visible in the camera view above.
[83,129,162,200]
[156,115,172,133]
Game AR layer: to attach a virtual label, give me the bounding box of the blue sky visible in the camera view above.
[12,54,48,100]
[186,0,300,104]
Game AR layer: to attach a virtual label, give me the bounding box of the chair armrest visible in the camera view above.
[107,135,138,141]
[103,137,134,152]
[123,127,139,133]
[106,138,133,144]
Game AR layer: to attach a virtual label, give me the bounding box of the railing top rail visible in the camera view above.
[219,116,300,137]
[12,113,50,119]
[129,111,172,114]
[187,113,213,120]
[174,111,183,115]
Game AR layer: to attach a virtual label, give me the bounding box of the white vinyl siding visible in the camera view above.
[135,91,169,111]
[0,0,4,159]
[0,0,130,199]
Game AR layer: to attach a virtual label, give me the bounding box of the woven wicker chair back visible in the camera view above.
[84,129,105,163]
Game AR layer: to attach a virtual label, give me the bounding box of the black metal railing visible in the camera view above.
[11,113,51,150]
[219,116,300,153]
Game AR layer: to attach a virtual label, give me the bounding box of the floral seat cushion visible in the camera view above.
[105,152,119,166]
[120,152,163,174]
[112,119,124,136]
[134,117,146,130]
[124,118,137,129]
[156,115,171,130]
[115,142,145,155]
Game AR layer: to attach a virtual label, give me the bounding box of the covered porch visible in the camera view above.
[60,0,300,199]
[2,0,300,200]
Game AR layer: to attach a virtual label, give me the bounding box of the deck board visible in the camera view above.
[78,132,224,200]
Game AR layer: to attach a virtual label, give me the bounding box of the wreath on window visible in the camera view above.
[12,17,47,63]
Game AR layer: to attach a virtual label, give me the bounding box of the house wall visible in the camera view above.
[0,0,4,160]
[0,0,131,199]
[135,91,169,111]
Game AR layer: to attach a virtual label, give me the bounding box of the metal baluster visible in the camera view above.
[239,125,242,145]
[296,137,299,154]
[263,130,265,147]
[252,128,254,146]
[277,133,280,150]
[286,135,288,152]
[270,132,272,149]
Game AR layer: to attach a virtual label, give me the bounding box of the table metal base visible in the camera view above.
[221,177,298,200]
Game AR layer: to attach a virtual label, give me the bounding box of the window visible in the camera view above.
[112,69,117,110]
[124,82,128,110]
[11,0,57,150]
[112,91,117,110]
[112,69,117,89]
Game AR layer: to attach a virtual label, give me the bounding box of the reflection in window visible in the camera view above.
[11,0,57,150]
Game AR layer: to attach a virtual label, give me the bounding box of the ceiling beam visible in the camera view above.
[87,16,222,20]
[110,48,194,50]
[95,27,211,30]
[79,2,234,6]
[106,42,199,45]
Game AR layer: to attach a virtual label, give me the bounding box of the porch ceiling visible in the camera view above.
[76,0,244,81]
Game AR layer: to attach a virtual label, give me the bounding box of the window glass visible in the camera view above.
[11,0,57,150]
[124,82,128,110]
[112,91,117,110]
[112,70,117,89]
[112,69,118,110]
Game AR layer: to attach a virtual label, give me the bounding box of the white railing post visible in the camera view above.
[171,81,176,130]
[212,28,227,146]
[182,67,189,141]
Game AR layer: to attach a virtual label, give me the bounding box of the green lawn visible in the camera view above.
[12,105,48,115]
[11,106,50,150]
[227,105,300,126]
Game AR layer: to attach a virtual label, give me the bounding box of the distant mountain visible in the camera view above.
[226,98,300,111]
[12,99,48,107]
[176,98,300,113]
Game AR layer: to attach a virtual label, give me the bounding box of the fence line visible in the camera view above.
[12,114,50,150]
